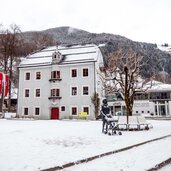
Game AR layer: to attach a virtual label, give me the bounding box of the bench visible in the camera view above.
[117,116,128,130]
[117,116,152,130]
[137,116,153,130]
[128,116,139,130]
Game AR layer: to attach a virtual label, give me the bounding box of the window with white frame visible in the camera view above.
[71,69,77,77]
[83,68,88,77]
[61,106,65,111]
[24,107,28,115]
[83,106,89,115]
[83,86,89,95]
[35,89,40,97]
[71,87,77,96]
[25,89,29,97]
[36,71,41,80]
[51,89,60,97]
[25,72,30,80]
[71,107,77,115]
[51,71,60,79]
[35,107,40,115]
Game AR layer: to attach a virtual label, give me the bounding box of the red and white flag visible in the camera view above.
[5,74,9,97]
[0,72,3,95]
[0,72,9,97]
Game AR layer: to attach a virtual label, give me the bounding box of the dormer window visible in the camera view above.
[53,53,57,59]
[52,48,63,64]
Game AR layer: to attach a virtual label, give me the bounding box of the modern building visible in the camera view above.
[17,44,104,119]
[107,81,171,117]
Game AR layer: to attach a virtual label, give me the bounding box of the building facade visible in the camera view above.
[107,81,171,117]
[17,44,104,119]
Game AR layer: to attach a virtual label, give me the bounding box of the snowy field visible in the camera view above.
[0,119,171,171]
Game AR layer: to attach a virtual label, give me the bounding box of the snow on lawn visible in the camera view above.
[161,165,171,171]
[0,119,171,171]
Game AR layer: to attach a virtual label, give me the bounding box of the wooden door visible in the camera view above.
[51,107,59,119]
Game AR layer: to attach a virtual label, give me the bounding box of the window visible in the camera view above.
[71,107,77,115]
[36,72,41,80]
[83,68,88,77]
[83,86,89,95]
[24,107,28,115]
[71,69,77,77]
[134,93,148,100]
[25,72,30,80]
[35,107,40,115]
[71,87,77,96]
[25,89,29,97]
[35,89,40,97]
[51,89,60,97]
[53,52,57,59]
[61,106,65,111]
[51,71,60,79]
[83,107,89,115]
[149,92,170,100]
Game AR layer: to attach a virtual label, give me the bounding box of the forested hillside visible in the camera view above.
[22,26,171,80]
[1,26,171,81]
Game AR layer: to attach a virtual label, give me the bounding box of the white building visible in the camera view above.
[17,44,104,119]
[107,81,171,117]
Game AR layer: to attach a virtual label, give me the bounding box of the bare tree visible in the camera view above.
[105,48,147,123]
[0,24,55,113]
[21,32,55,56]
[0,24,22,112]
[32,32,55,49]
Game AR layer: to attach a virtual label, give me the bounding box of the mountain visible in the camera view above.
[23,26,171,80]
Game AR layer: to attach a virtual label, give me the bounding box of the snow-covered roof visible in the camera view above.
[157,44,171,54]
[19,44,102,67]
[145,80,171,92]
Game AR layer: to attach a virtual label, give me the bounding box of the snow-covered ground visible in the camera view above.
[0,119,171,171]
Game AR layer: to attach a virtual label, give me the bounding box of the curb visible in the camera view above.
[147,157,171,171]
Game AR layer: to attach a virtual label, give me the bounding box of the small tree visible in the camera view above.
[106,48,145,124]
[91,92,100,119]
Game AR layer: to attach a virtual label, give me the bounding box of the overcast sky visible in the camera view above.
[0,0,171,44]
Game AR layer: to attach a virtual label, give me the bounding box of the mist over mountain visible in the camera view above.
[23,26,171,80]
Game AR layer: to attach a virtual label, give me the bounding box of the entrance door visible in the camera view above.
[51,108,59,119]
[159,105,166,116]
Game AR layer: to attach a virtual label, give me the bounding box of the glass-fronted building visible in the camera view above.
[107,81,171,117]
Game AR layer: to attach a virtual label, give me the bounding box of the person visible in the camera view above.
[101,99,110,133]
